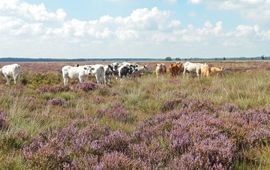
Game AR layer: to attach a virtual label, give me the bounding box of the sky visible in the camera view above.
[0,0,270,58]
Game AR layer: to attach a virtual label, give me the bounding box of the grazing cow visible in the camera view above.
[132,65,149,77]
[62,65,92,86]
[183,62,208,77]
[0,64,21,85]
[118,65,135,78]
[169,62,183,77]
[201,65,210,77]
[155,63,167,78]
[116,62,148,78]
[109,62,134,78]
[108,62,120,77]
[210,67,223,76]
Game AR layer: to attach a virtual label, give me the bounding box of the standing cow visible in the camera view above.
[87,64,106,84]
[62,65,92,86]
[183,62,208,77]
[155,63,167,78]
[169,62,183,77]
[0,64,21,85]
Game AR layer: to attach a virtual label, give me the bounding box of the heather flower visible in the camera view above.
[246,128,270,146]
[38,85,70,93]
[97,104,134,123]
[97,152,148,170]
[221,103,239,113]
[103,131,130,152]
[23,119,132,169]
[129,140,170,168]
[72,81,98,92]
[160,99,182,112]
[23,99,270,169]
[48,98,67,106]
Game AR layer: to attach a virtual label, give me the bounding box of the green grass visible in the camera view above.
[0,67,270,169]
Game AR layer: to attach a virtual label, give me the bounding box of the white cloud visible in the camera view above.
[0,0,269,58]
[189,0,202,4]
[0,0,66,22]
[189,0,270,22]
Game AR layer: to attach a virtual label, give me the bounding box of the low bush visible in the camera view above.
[97,104,135,123]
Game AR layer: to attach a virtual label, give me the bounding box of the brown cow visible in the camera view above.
[169,62,184,77]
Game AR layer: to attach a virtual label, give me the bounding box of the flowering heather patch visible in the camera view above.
[22,100,270,169]
[23,119,132,169]
[221,103,240,113]
[0,130,30,151]
[160,98,216,113]
[37,85,70,93]
[160,99,182,112]
[97,104,135,123]
[133,99,270,169]
[47,98,67,106]
[0,111,9,130]
[128,140,171,168]
[96,152,148,170]
[72,81,98,92]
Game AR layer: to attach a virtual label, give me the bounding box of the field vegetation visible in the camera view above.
[0,61,270,169]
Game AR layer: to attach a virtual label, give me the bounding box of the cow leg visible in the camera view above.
[4,75,10,85]
[79,76,85,83]
[196,69,200,77]
[95,74,100,84]
[13,73,19,84]
[183,69,186,76]
[63,75,69,86]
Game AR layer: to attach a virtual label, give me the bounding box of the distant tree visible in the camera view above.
[165,57,172,61]
[175,58,181,61]
[261,55,265,60]
[223,57,226,60]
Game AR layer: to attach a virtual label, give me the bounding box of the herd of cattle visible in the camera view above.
[0,62,224,85]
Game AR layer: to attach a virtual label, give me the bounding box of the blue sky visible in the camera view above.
[0,0,269,58]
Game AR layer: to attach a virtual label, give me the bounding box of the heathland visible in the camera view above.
[0,61,270,169]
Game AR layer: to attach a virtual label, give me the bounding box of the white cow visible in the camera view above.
[85,64,106,84]
[183,62,208,77]
[0,64,21,85]
[62,65,92,86]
